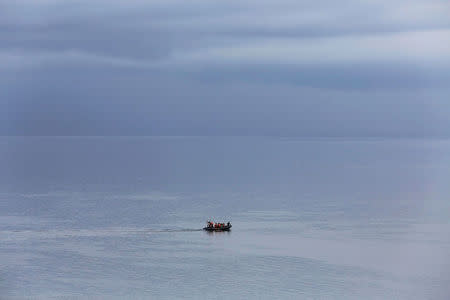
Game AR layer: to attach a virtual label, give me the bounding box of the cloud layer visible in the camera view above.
[1,0,450,136]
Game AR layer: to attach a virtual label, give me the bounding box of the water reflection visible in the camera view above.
[204,230,231,236]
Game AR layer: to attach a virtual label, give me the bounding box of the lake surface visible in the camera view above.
[0,137,449,299]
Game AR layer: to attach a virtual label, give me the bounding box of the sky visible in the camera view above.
[1,0,450,136]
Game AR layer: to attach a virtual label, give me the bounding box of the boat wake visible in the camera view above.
[0,227,204,241]
[151,228,203,233]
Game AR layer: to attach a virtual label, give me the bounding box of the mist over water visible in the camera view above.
[1,137,449,299]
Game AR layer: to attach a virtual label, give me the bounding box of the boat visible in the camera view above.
[203,221,232,231]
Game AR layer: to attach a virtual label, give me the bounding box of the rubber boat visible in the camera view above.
[203,221,232,231]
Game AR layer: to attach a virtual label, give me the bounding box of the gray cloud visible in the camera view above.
[1,0,449,136]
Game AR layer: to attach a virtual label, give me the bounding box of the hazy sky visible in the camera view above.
[1,0,449,136]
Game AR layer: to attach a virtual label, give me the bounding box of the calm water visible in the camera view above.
[0,137,449,299]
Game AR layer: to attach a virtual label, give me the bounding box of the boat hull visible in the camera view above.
[203,225,232,232]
